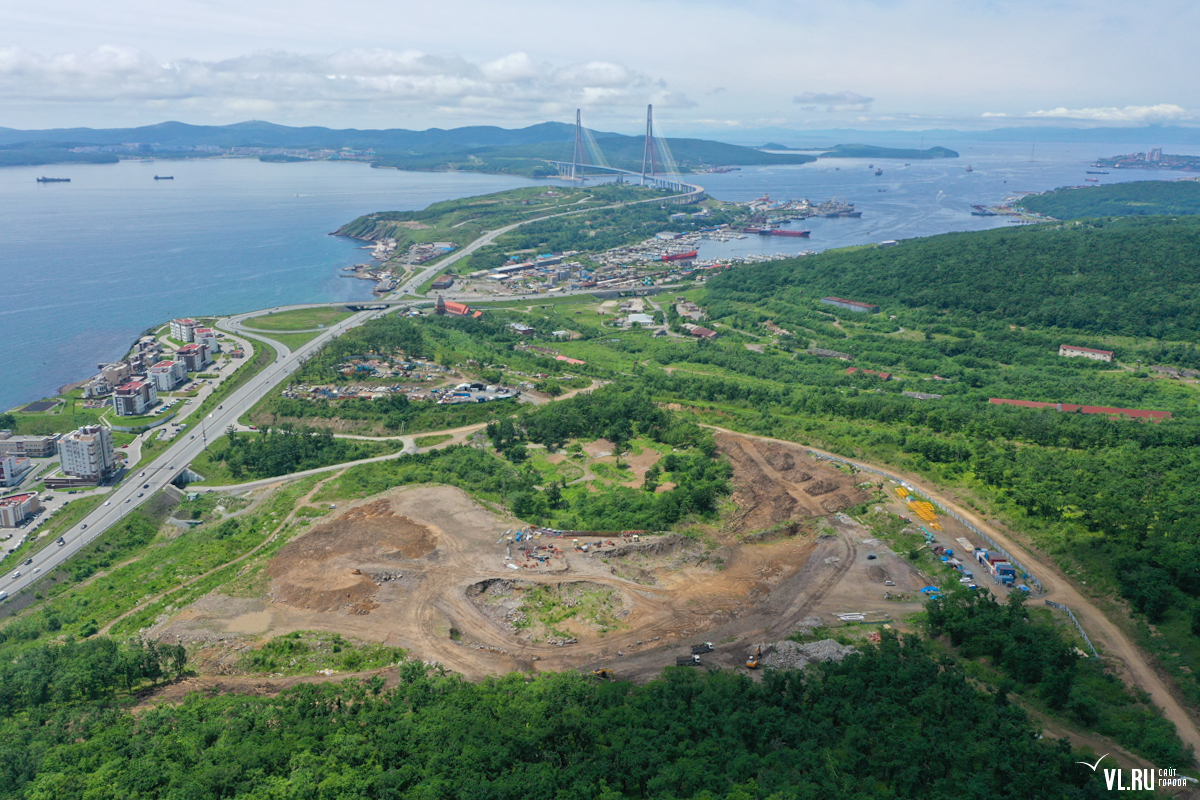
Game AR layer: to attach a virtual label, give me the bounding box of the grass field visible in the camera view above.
[242,308,354,332]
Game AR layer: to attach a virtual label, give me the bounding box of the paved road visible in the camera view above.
[2,182,699,603]
[2,311,374,601]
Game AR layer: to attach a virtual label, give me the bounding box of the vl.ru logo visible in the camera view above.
[1078,754,1187,790]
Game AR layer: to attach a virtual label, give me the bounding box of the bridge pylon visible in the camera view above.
[640,104,657,185]
[571,108,586,182]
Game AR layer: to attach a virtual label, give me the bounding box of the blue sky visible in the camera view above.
[2,0,1194,133]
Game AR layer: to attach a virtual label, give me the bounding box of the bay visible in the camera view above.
[0,159,540,412]
[3,140,1198,413]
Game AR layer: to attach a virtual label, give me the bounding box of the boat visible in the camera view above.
[874,168,883,176]
[661,250,698,262]
[1086,170,1109,175]
[154,175,174,180]
[762,229,810,238]
[965,165,973,172]
[1085,178,1099,182]
[36,177,70,183]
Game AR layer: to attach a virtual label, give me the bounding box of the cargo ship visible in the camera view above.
[874,168,883,176]
[762,229,810,238]
[154,175,174,180]
[661,250,698,262]
[36,177,70,183]
[1086,170,1108,175]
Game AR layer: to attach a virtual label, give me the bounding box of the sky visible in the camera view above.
[2,0,1197,136]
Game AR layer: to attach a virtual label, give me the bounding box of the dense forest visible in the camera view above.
[1017,180,1200,219]
[0,633,1116,800]
[707,216,1200,337]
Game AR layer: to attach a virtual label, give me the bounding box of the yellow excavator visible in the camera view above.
[746,645,761,669]
[592,668,614,680]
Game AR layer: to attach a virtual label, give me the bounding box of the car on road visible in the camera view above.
[218,405,223,410]
[33,568,40,574]
[125,498,131,503]
[104,500,111,505]
[81,524,87,529]
[11,572,20,579]
[137,492,144,497]
[139,472,146,477]
[24,558,31,565]
[56,537,64,546]
[189,435,194,439]
[143,484,150,489]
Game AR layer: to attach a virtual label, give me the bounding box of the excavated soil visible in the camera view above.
[267,499,437,613]
[152,434,925,683]
[717,433,868,535]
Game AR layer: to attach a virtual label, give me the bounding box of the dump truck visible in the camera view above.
[676,655,701,667]
[691,642,714,655]
[746,645,761,669]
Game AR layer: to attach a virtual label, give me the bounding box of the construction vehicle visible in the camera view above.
[746,645,761,669]
[691,642,714,655]
[676,655,701,667]
[350,569,362,575]
[592,668,614,680]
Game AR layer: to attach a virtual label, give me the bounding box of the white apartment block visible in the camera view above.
[170,318,199,343]
[58,425,116,482]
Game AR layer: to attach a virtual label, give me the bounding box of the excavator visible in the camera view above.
[592,668,614,680]
[746,645,761,669]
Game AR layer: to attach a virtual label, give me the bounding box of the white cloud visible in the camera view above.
[793,91,874,111]
[0,46,691,122]
[1027,104,1190,123]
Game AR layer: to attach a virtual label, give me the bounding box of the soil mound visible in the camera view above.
[268,498,438,612]
[717,433,868,535]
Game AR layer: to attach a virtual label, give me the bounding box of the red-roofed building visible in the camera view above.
[989,398,1170,421]
[170,318,199,343]
[176,342,210,372]
[0,491,39,527]
[1059,344,1114,363]
[690,327,718,340]
[112,381,158,416]
[847,367,892,381]
[435,295,477,317]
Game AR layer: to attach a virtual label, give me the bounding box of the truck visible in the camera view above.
[691,642,714,655]
[676,655,701,667]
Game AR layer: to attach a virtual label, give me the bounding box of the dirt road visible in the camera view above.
[704,425,1200,760]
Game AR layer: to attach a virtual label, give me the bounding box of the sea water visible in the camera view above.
[2,141,1196,411]
[0,159,537,411]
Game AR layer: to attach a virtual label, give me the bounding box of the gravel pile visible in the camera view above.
[759,639,856,670]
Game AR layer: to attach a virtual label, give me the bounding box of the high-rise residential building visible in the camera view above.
[170,318,199,343]
[58,425,116,482]
[175,343,211,372]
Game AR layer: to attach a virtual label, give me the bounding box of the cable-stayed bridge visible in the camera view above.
[545,106,704,199]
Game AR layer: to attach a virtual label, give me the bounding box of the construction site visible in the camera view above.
[152,432,972,681]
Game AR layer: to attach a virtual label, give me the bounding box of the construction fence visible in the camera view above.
[1045,600,1100,658]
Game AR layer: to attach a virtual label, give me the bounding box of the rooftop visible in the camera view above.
[0,492,36,508]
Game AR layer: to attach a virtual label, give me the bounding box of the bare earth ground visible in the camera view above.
[152,434,927,683]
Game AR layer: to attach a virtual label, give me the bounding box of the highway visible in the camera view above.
[2,179,701,604]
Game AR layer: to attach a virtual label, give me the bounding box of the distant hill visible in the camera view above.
[817,144,959,160]
[0,120,817,175]
[1017,179,1200,219]
[0,120,614,151]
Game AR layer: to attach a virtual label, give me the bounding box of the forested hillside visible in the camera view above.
[709,216,1200,337]
[0,633,1109,800]
[1018,180,1200,219]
